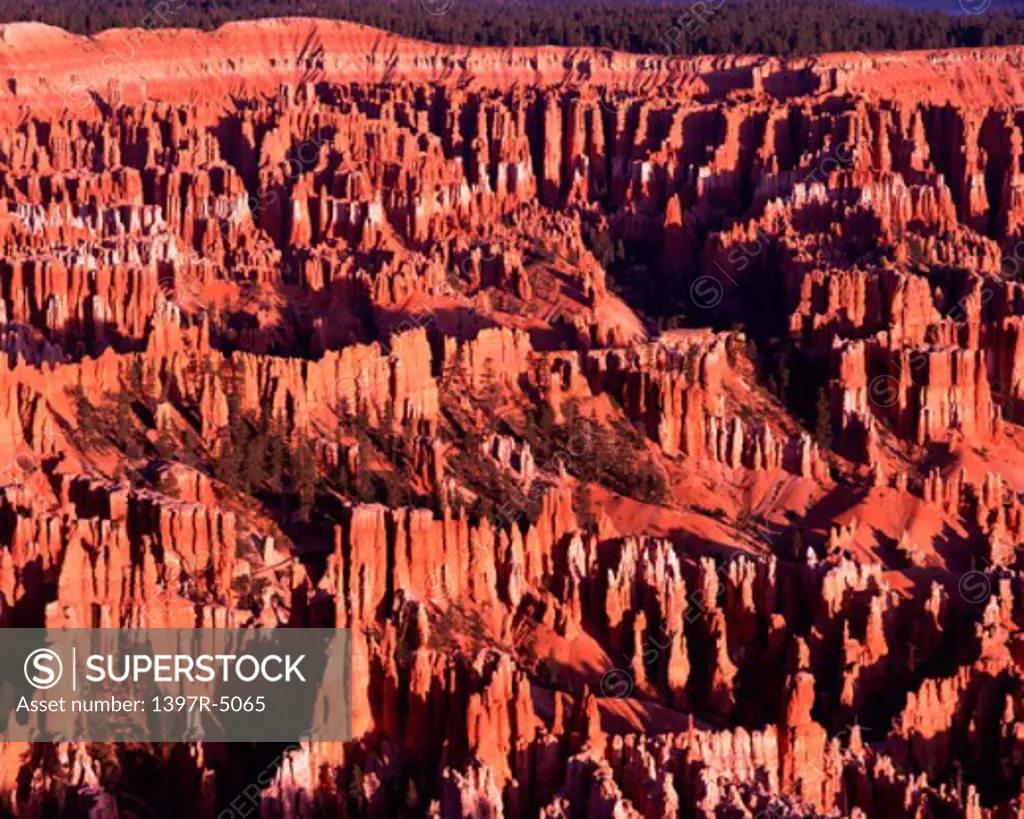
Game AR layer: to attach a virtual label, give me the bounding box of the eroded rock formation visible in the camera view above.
[1,16,1024,819]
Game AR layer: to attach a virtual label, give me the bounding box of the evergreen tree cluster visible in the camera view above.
[8,0,1024,57]
[521,400,670,507]
[213,371,319,521]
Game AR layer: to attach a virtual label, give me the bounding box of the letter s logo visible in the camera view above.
[24,648,63,689]
[690,275,725,309]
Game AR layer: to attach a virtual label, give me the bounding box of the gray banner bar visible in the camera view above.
[0,628,351,742]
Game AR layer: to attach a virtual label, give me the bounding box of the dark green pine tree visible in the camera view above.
[113,390,141,458]
[265,415,286,496]
[216,373,245,490]
[242,423,268,495]
[294,435,317,522]
[815,387,833,449]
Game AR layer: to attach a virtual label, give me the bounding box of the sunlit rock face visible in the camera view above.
[2,16,1024,819]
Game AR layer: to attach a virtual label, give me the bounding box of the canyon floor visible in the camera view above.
[0,15,1023,819]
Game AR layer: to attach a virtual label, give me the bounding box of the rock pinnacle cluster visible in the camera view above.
[0,15,1023,819]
